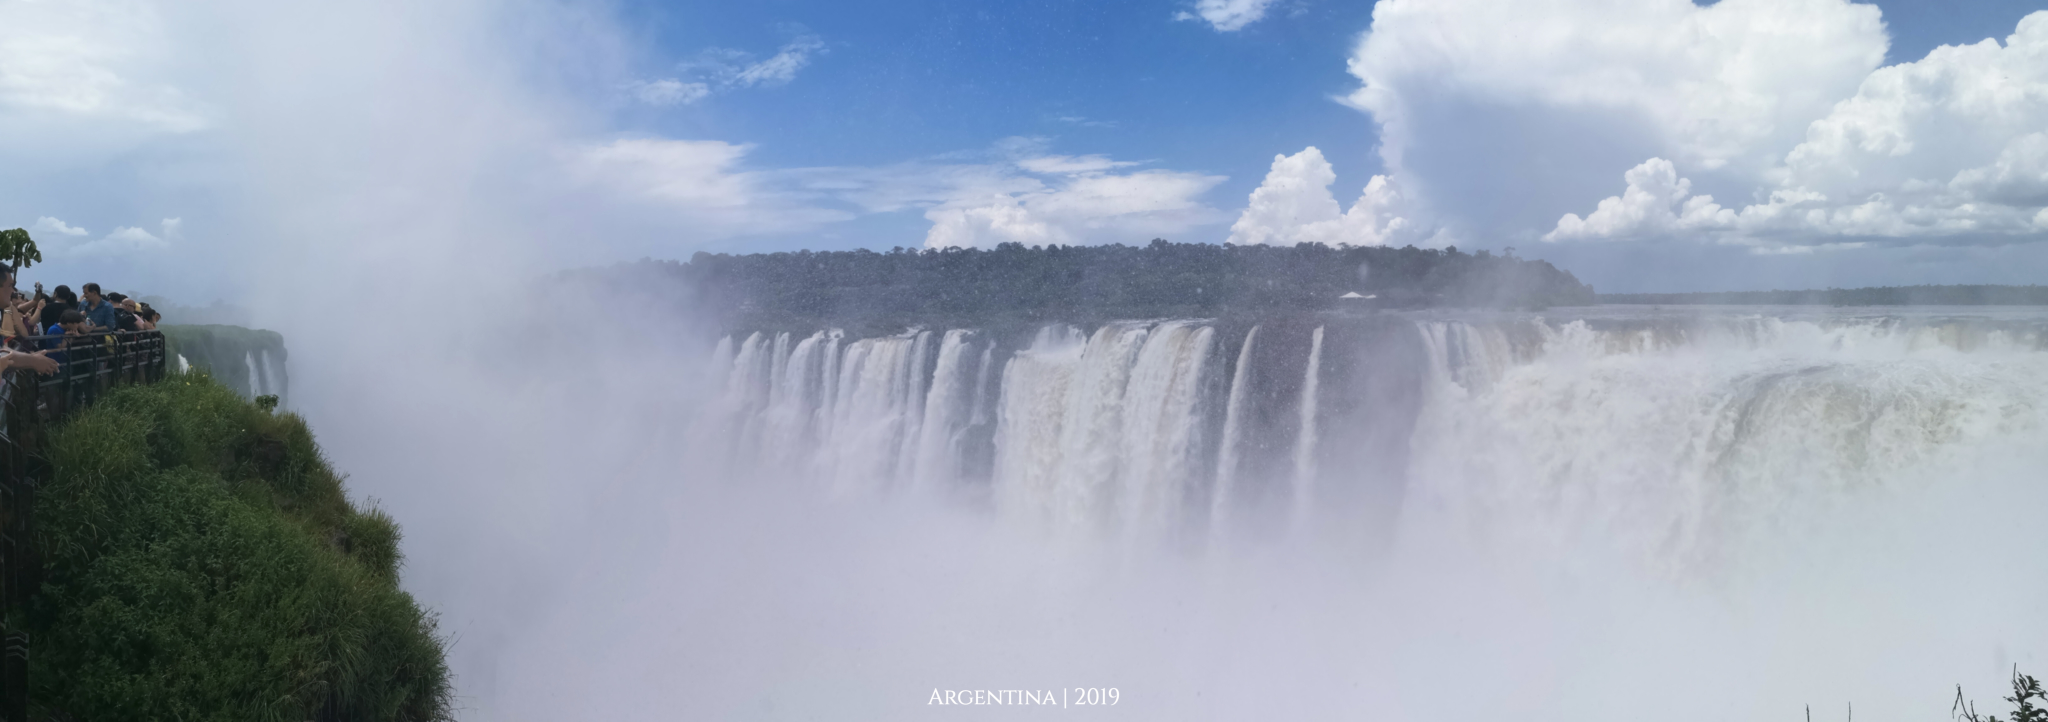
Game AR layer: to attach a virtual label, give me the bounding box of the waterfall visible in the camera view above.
[990,325,1086,525]
[821,330,931,494]
[1290,325,1324,531]
[246,351,264,397]
[692,310,2048,558]
[1115,320,1217,547]
[1210,325,1259,539]
[912,330,984,490]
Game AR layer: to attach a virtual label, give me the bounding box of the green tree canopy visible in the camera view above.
[0,228,42,273]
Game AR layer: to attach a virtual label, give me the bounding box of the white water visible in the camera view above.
[1210,325,1259,539]
[620,308,2048,720]
[1290,324,1324,533]
[697,311,2048,565]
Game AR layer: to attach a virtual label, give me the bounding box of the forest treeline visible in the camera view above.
[584,240,1595,333]
[1602,285,2048,306]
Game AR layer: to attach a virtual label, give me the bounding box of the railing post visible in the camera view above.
[0,330,165,718]
[0,369,40,722]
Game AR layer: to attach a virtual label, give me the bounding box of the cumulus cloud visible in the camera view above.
[1175,0,1280,32]
[924,169,1227,248]
[1344,0,1887,241]
[762,138,1229,249]
[1545,159,1733,242]
[1352,0,2048,250]
[1553,14,2048,245]
[1349,0,1883,178]
[32,216,88,237]
[1227,147,1427,247]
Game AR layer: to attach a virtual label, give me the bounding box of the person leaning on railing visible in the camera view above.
[42,310,86,363]
[0,269,60,376]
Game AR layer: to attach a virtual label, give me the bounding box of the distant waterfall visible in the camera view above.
[1289,326,1324,532]
[1210,325,1259,538]
[695,311,2048,556]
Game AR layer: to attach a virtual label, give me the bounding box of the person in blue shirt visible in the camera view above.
[79,282,116,332]
[44,309,86,360]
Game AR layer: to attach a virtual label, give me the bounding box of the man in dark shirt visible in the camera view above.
[79,283,116,331]
[107,293,139,332]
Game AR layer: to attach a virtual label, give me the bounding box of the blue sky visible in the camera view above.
[2,0,2047,298]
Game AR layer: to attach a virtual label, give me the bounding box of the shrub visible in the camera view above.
[28,371,452,721]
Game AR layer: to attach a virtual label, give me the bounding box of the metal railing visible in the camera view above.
[0,330,167,721]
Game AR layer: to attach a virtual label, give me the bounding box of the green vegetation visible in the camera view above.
[28,372,451,721]
[1602,284,2048,306]
[579,240,1596,333]
[1957,670,2048,722]
[0,228,43,272]
[160,324,289,402]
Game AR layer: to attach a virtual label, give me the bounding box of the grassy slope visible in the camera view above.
[28,372,451,721]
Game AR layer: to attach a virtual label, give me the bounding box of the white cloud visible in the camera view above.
[32,216,88,236]
[1226,147,1427,247]
[626,78,710,107]
[0,0,208,133]
[65,224,169,257]
[1349,0,1884,179]
[557,136,1229,247]
[1014,154,1139,175]
[1351,0,2048,249]
[641,36,825,106]
[566,138,855,236]
[159,217,182,241]
[757,139,1229,249]
[570,138,758,209]
[1053,115,1116,129]
[1545,159,1733,242]
[1176,0,1280,32]
[729,36,824,88]
[1552,14,2048,245]
[923,168,1227,249]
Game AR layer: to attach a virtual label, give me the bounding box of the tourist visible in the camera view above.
[4,292,34,343]
[121,299,154,331]
[40,285,77,331]
[45,309,86,356]
[79,283,115,331]
[0,294,29,344]
[108,294,139,332]
[0,270,58,374]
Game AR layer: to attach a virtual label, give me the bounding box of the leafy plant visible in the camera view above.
[0,227,42,273]
[1956,668,2048,722]
[31,372,452,721]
